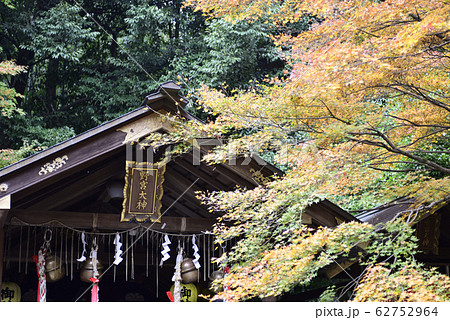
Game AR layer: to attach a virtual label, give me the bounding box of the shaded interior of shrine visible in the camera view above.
[3,143,281,301]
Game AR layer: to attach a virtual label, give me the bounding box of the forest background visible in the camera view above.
[1,0,450,302]
[0,0,286,160]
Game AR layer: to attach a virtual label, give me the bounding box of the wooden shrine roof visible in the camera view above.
[0,82,286,233]
[0,81,358,234]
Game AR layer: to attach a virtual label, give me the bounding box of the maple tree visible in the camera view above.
[175,0,450,301]
[0,59,34,167]
[353,263,450,302]
[0,60,25,118]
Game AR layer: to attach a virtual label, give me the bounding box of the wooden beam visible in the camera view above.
[196,143,265,186]
[183,147,256,188]
[162,193,204,218]
[165,167,205,192]
[162,180,211,218]
[211,164,255,188]
[174,158,229,191]
[302,213,313,225]
[0,195,11,210]
[220,159,262,186]
[163,170,205,204]
[304,201,357,228]
[8,209,217,233]
[27,159,124,210]
[305,206,338,227]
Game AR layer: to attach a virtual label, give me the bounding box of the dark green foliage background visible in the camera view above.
[0,0,285,153]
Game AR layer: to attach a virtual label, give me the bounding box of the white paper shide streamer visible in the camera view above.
[192,235,201,269]
[113,233,123,265]
[172,248,183,302]
[160,234,171,266]
[77,232,87,262]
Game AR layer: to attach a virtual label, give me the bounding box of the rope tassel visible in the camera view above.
[33,248,47,302]
[90,241,100,302]
[90,278,99,302]
[33,228,51,302]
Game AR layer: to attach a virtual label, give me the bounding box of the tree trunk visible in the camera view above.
[12,49,35,107]
[45,57,59,113]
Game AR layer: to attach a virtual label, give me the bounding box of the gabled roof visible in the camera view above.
[356,196,450,227]
[0,81,362,235]
[0,81,282,233]
[305,199,359,227]
[0,81,193,181]
[356,197,414,226]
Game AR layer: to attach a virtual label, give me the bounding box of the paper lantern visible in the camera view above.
[1,282,21,302]
[170,283,198,302]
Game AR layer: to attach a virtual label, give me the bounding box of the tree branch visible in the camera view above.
[377,82,450,113]
[348,129,450,174]
[387,114,450,130]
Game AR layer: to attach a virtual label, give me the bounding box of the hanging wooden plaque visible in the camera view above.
[121,161,166,222]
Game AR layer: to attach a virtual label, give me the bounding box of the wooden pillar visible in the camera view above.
[0,210,9,290]
[0,195,11,290]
